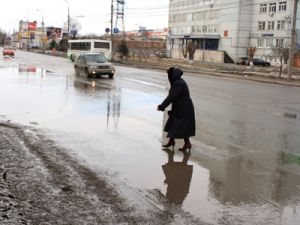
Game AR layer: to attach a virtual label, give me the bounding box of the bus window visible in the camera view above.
[71,42,91,51]
[94,42,110,49]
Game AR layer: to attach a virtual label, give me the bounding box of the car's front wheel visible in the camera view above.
[108,74,114,79]
[85,68,91,79]
[71,54,75,62]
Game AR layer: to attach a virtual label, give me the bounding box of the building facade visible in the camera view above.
[168,0,300,63]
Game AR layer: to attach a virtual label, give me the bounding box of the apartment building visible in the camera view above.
[168,0,300,62]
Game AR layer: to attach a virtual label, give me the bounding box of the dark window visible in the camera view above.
[85,54,107,63]
[94,42,110,49]
[70,42,91,50]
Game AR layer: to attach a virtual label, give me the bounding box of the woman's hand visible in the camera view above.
[157,105,163,111]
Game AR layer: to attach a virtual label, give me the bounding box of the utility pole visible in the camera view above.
[115,0,125,39]
[288,0,298,80]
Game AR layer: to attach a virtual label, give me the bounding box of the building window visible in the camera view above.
[258,21,266,30]
[187,14,193,21]
[267,21,275,30]
[192,26,196,33]
[278,1,287,11]
[276,38,284,47]
[260,4,267,13]
[213,25,217,32]
[277,21,286,30]
[266,38,273,48]
[257,39,264,47]
[269,3,277,13]
[202,25,207,32]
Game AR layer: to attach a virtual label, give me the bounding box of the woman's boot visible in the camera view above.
[179,138,192,152]
[162,138,175,149]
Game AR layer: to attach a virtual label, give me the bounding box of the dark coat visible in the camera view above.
[158,68,196,139]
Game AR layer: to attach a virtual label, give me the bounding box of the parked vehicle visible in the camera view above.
[252,58,271,67]
[236,57,249,65]
[2,46,15,57]
[155,50,169,58]
[67,39,112,62]
[74,53,115,79]
[236,57,271,67]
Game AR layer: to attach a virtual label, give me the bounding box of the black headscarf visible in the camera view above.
[167,67,183,85]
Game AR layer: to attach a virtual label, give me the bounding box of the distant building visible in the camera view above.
[126,27,168,40]
[168,0,300,62]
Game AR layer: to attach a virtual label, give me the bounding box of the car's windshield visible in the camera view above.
[85,54,107,63]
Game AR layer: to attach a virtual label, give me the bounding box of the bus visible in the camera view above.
[67,39,112,62]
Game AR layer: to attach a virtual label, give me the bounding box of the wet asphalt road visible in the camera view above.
[1,49,300,225]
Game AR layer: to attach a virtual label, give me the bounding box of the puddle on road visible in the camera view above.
[0,63,300,224]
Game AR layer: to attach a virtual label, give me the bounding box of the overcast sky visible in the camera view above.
[0,0,169,34]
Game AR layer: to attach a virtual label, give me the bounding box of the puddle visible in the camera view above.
[0,63,300,224]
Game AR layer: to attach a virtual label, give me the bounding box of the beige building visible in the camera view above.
[168,0,300,63]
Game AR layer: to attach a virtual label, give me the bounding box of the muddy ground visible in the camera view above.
[0,122,207,225]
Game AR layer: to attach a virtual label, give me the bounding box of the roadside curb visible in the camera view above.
[114,61,300,87]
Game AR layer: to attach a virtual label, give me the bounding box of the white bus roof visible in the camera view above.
[68,39,111,43]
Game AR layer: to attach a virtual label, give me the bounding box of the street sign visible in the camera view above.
[71,30,77,36]
[113,28,119,33]
[105,28,110,33]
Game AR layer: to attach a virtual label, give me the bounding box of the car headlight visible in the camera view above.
[89,66,98,69]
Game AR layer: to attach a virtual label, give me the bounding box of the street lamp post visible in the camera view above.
[287,0,298,80]
[36,9,45,53]
[64,0,70,39]
[27,19,30,51]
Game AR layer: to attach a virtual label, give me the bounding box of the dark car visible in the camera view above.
[252,58,271,67]
[74,53,115,79]
[236,57,249,65]
[237,57,271,67]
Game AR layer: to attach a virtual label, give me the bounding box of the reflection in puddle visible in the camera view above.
[73,80,121,128]
[18,64,46,77]
[162,149,193,205]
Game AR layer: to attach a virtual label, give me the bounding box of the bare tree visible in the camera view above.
[181,39,188,59]
[0,29,8,46]
[247,47,256,67]
[271,44,289,78]
[187,41,197,60]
